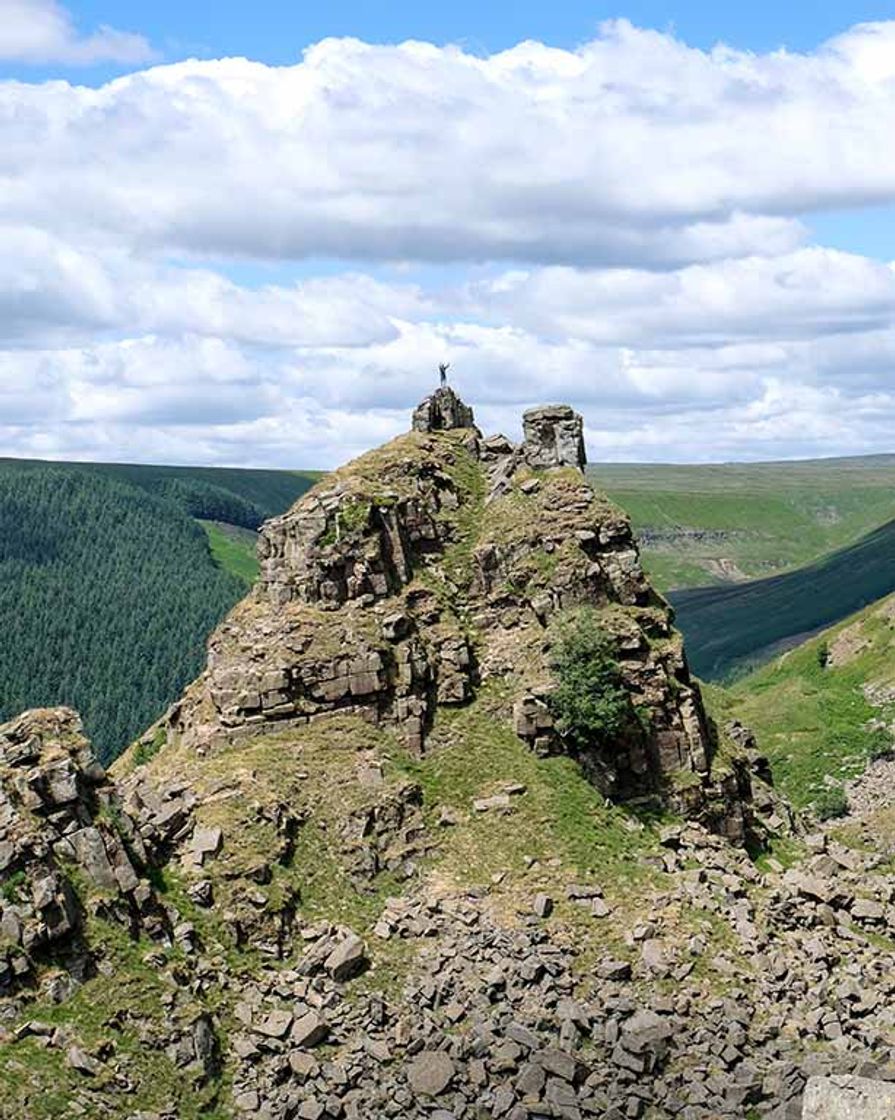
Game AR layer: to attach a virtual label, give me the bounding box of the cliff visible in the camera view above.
[166,388,751,841]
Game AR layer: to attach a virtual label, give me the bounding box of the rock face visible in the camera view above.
[0,709,168,999]
[521,404,587,470]
[167,388,749,839]
[802,1074,895,1118]
[411,386,478,434]
[8,386,861,1120]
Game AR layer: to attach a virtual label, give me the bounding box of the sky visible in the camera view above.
[3,1,895,468]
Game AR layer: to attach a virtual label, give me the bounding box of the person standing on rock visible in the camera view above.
[439,362,450,387]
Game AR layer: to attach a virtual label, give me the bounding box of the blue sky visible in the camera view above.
[3,1,895,468]
[10,0,895,73]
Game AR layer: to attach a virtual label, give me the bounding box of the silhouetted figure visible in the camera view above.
[439,362,450,387]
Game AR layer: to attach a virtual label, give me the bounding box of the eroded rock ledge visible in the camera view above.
[0,710,171,999]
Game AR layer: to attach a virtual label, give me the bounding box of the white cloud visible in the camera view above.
[467,250,895,346]
[4,230,895,468]
[0,227,422,347]
[0,0,153,65]
[11,23,895,265]
[4,23,895,466]
[4,285,895,469]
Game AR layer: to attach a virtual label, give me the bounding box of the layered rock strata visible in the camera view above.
[163,388,751,839]
[0,709,169,1000]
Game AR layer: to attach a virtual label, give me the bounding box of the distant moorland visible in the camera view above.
[595,454,895,591]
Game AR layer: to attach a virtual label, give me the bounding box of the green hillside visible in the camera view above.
[0,459,316,762]
[200,520,261,584]
[595,454,895,591]
[0,457,319,531]
[669,517,895,681]
[717,592,895,818]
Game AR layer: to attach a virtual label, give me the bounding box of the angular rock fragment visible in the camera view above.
[406,1049,455,1096]
[291,1011,329,1049]
[325,934,368,982]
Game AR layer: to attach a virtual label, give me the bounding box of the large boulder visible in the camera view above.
[802,1075,895,1118]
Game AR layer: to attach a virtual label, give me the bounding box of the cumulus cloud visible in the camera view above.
[467,250,895,347]
[4,22,895,466]
[0,227,424,347]
[5,286,895,469]
[4,233,895,467]
[0,0,153,65]
[12,23,895,265]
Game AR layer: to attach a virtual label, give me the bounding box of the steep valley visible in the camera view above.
[596,456,895,593]
[0,460,316,763]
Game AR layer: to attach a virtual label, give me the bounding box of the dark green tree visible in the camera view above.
[0,468,249,763]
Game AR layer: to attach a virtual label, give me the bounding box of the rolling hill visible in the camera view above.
[0,458,318,762]
[669,516,895,681]
[595,454,895,592]
[0,457,316,528]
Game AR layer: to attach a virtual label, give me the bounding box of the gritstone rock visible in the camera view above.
[521,404,586,470]
[802,1074,895,1119]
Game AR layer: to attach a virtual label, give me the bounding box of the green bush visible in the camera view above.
[816,642,830,669]
[133,726,167,768]
[1,870,27,904]
[547,609,633,750]
[814,785,848,821]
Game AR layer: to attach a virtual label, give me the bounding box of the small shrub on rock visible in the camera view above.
[547,609,633,750]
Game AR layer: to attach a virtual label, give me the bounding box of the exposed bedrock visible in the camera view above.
[167,387,755,842]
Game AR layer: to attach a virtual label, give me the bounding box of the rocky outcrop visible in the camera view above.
[5,383,895,1117]
[521,404,587,470]
[14,385,864,1118]
[0,709,169,1001]
[411,386,478,434]
[162,390,753,841]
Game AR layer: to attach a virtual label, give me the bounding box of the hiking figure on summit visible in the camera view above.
[439,362,450,387]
